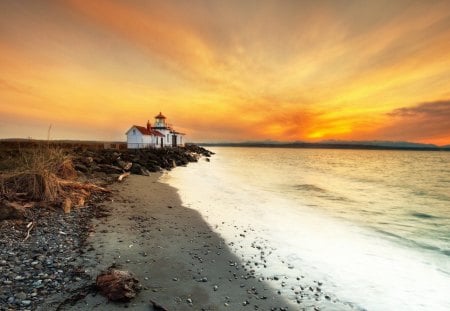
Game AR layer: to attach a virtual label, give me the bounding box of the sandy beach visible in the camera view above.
[66,174,295,311]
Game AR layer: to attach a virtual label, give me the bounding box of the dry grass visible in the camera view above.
[0,146,69,201]
[0,145,107,212]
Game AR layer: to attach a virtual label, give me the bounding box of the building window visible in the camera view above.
[132,129,136,135]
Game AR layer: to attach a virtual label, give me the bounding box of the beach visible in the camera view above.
[3,146,448,310]
[68,174,301,310]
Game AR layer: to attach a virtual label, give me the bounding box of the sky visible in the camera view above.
[0,0,450,145]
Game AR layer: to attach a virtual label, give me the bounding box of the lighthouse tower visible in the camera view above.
[154,112,167,129]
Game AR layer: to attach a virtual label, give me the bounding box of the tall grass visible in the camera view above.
[0,144,75,202]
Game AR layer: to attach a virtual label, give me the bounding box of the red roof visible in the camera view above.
[132,126,164,137]
[155,112,166,119]
[152,130,164,137]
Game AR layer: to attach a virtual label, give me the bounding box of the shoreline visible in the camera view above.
[67,174,295,310]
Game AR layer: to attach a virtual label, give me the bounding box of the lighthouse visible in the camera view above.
[125,112,185,149]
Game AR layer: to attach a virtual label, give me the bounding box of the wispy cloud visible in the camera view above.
[388,100,450,118]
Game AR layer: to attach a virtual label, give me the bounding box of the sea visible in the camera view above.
[162,147,450,310]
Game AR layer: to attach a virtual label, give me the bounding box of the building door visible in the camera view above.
[172,135,177,147]
[160,138,163,148]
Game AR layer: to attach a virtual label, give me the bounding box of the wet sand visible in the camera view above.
[68,174,295,310]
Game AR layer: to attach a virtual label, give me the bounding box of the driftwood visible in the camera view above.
[118,172,130,182]
[57,179,109,193]
[63,197,72,214]
[96,268,141,302]
[150,299,169,311]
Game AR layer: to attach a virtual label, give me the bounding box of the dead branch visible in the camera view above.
[118,172,130,182]
[23,221,34,242]
[57,179,110,193]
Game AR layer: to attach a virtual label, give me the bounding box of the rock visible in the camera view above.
[81,156,94,165]
[140,167,150,176]
[150,299,169,311]
[96,268,141,302]
[21,300,32,306]
[74,163,89,173]
[96,164,123,174]
[130,163,150,176]
[117,160,132,171]
[16,292,27,300]
[0,201,30,220]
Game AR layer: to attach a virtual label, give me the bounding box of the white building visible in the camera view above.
[126,112,185,149]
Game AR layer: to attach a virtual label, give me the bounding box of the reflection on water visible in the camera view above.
[222,148,450,255]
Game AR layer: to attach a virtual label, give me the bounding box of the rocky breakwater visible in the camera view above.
[72,144,214,178]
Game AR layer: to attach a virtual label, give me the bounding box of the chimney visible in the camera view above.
[146,120,151,131]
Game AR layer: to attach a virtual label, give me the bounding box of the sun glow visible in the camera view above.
[0,1,449,144]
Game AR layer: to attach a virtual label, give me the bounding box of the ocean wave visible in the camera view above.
[293,183,326,192]
[410,212,438,219]
[372,227,450,257]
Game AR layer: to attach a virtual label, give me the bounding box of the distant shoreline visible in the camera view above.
[1,138,448,152]
[198,142,450,152]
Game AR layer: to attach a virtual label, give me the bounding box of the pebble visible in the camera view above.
[0,201,105,310]
[16,292,27,300]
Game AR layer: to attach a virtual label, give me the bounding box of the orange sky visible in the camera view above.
[1,0,450,145]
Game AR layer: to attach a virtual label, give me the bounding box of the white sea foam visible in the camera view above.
[163,147,450,310]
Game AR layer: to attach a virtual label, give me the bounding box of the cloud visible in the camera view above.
[0,79,33,96]
[370,100,450,145]
[388,100,450,118]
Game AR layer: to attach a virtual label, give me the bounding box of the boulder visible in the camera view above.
[96,164,123,174]
[116,160,132,171]
[130,163,142,175]
[96,268,141,302]
[74,163,89,173]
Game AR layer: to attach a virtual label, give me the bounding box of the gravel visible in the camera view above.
[0,198,109,311]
